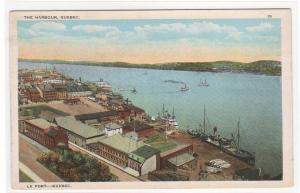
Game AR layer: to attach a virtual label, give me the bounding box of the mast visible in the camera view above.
[203,105,206,135]
[172,107,175,119]
[237,118,240,152]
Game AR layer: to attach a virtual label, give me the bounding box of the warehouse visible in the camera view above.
[55,116,105,148]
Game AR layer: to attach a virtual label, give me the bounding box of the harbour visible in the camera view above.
[18,61,282,178]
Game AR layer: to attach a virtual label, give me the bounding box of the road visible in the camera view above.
[68,142,141,181]
[19,136,63,182]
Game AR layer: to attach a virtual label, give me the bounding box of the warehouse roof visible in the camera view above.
[26,118,57,130]
[99,134,144,154]
[75,111,118,121]
[168,152,195,167]
[55,116,104,139]
[124,120,153,132]
[129,145,160,163]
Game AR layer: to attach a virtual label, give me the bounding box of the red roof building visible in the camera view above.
[20,118,68,149]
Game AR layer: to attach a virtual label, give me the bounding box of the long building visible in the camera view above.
[55,116,105,148]
[87,134,160,176]
[75,111,119,124]
[19,118,68,149]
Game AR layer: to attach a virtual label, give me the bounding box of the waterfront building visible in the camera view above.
[165,152,196,171]
[55,116,105,148]
[37,84,57,101]
[104,123,123,137]
[75,111,119,124]
[128,145,160,175]
[65,82,93,98]
[25,86,43,102]
[159,144,194,169]
[19,118,68,149]
[52,84,67,99]
[88,134,144,168]
[123,120,154,138]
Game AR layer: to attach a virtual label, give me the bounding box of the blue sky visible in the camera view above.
[18,19,281,63]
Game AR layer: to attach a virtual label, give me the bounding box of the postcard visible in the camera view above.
[10,9,293,190]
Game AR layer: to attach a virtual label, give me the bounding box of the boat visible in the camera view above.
[158,104,179,128]
[168,108,179,128]
[95,78,112,89]
[180,83,189,92]
[221,119,256,166]
[187,106,255,166]
[198,78,209,87]
[131,88,137,94]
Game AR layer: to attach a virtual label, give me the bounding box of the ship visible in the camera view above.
[187,106,255,166]
[198,78,209,87]
[158,104,179,128]
[131,88,137,94]
[180,83,189,92]
[95,78,112,90]
[221,119,256,166]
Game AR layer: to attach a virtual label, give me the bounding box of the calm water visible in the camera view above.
[19,62,282,177]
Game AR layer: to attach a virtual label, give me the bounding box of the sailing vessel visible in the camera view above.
[221,119,256,166]
[180,83,189,92]
[198,78,209,87]
[187,106,255,166]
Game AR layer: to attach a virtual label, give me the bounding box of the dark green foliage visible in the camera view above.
[37,149,116,182]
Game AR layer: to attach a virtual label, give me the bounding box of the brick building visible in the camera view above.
[75,111,119,124]
[88,134,144,168]
[123,120,155,138]
[20,118,68,149]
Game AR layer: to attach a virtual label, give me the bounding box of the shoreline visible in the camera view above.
[18,59,281,76]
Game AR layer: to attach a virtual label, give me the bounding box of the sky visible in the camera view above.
[18,19,281,64]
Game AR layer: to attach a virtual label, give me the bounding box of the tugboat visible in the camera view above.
[198,78,209,87]
[131,88,137,94]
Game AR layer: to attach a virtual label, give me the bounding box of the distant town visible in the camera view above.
[18,67,280,183]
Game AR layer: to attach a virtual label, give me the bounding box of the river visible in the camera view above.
[19,61,282,177]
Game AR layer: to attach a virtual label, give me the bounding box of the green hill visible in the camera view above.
[18,58,281,76]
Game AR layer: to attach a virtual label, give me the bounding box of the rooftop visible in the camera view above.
[99,134,144,154]
[26,118,57,130]
[55,116,104,138]
[105,123,122,130]
[124,120,153,132]
[65,82,91,92]
[168,152,195,167]
[129,145,160,163]
[75,111,118,121]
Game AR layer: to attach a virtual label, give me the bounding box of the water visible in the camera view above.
[19,61,282,177]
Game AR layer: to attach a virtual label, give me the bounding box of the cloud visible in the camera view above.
[31,21,66,31]
[72,25,119,33]
[134,21,241,35]
[246,23,273,32]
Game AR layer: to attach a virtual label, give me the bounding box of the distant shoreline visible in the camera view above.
[18,58,281,76]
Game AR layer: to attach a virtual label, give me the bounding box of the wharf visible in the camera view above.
[166,131,256,180]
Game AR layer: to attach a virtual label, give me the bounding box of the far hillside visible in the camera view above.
[19,59,281,76]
